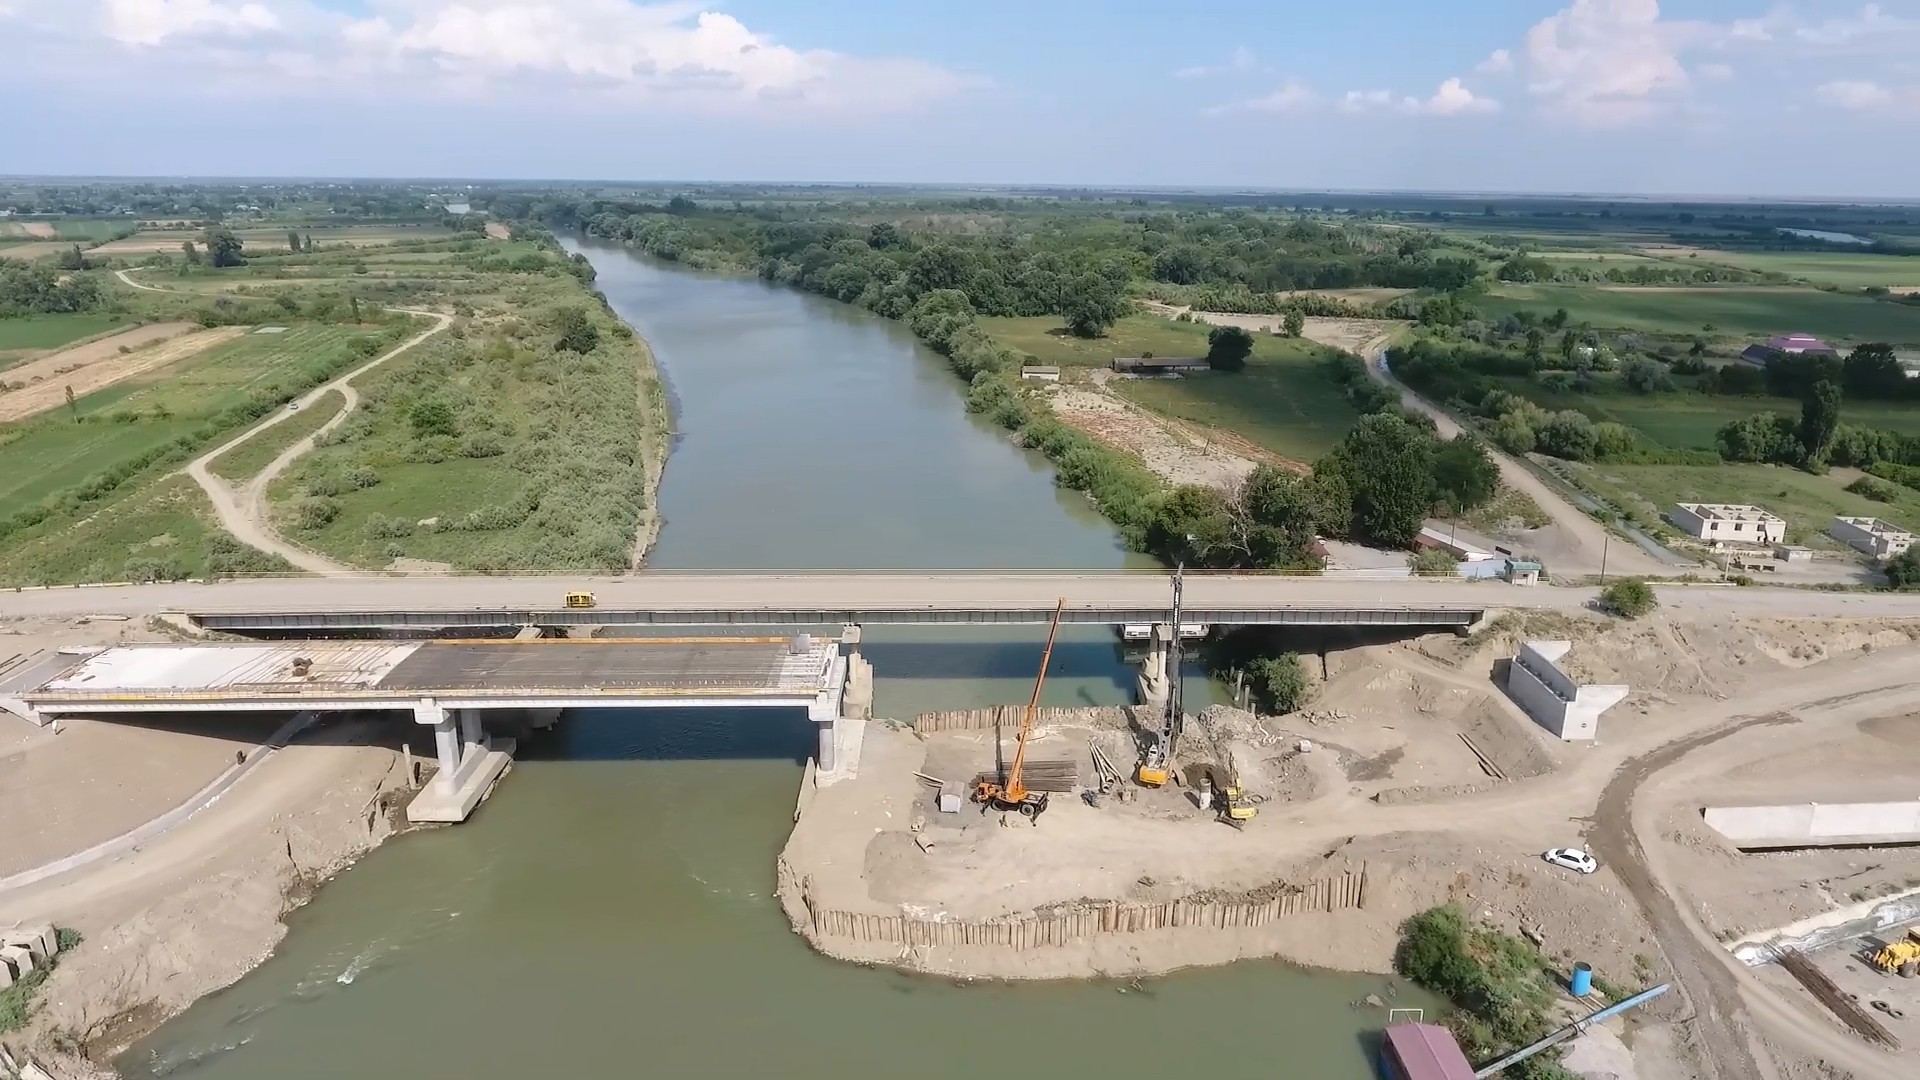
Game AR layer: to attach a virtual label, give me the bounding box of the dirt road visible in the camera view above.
[117,267,454,573]
[183,309,452,574]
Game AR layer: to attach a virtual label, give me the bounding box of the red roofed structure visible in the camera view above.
[1380,1022,1476,1080]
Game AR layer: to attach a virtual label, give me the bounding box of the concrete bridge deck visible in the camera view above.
[17,637,849,823]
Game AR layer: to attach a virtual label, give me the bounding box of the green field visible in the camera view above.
[1488,377,1920,451]
[0,477,217,585]
[1482,284,1920,344]
[1659,250,1920,290]
[0,325,375,520]
[0,313,128,354]
[1570,460,1920,544]
[208,388,346,481]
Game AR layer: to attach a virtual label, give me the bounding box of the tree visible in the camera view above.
[1600,578,1657,618]
[204,226,245,267]
[287,229,302,253]
[1247,653,1310,714]
[1843,343,1906,399]
[1536,410,1598,461]
[1060,271,1128,338]
[181,240,202,266]
[1432,437,1498,514]
[866,222,903,250]
[1622,358,1673,394]
[1282,308,1305,338]
[1206,325,1254,371]
[1143,484,1235,566]
[64,383,77,424]
[1885,546,1920,590]
[1559,331,1578,367]
[56,245,86,271]
[1491,411,1536,454]
[1524,327,1545,366]
[1318,413,1435,547]
[1798,379,1842,470]
[303,232,315,252]
[554,306,600,354]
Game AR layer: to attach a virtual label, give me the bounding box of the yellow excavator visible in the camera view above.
[973,598,1065,820]
[1136,566,1184,788]
[1870,929,1920,975]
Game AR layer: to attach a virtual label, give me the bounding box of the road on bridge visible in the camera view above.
[8,573,1920,624]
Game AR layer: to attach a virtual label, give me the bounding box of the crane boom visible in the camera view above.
[974,597,1066,813]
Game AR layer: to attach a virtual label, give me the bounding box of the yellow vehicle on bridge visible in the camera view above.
[563,591,596,610]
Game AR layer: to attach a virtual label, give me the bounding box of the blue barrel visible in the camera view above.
[1571,962,1594,997]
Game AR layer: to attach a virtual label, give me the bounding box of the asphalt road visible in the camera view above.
[9,572,1920,623]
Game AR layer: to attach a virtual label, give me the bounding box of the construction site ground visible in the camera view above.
[780,609,1920,1080]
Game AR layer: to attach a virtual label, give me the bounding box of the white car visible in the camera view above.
[1543,847,1599,875]
[287,401,300,411]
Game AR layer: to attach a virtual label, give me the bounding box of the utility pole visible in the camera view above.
[1599,531,1611,584]
[1167,558,1184,760]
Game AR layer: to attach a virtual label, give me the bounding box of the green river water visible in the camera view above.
[119,240,1421,1079]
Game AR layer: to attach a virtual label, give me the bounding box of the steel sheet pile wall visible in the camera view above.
[913,704,1138,734]
[787,865,1369,948]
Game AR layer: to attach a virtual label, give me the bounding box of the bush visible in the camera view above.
[296,497,340,530]
[1248,653,1310,713]
[1846,475,1900,503]
[1206,325,1253,371]
[1409,547,1459,576]
[1600,578,1657,617]
[1886,546,1920,590]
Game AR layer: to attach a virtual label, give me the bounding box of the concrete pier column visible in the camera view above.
[458,708,484,757]
[1137,624,1172,711]
[811,696,839,774]
[412,699,461,782]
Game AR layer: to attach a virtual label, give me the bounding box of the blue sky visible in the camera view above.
[3,1,1918,196]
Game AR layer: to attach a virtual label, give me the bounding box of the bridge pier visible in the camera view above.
[408,699,514,825]
[1137,623,1173,713]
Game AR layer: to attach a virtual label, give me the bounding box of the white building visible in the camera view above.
[1504,641,1628,742]
[1668,503,1785,546]
[1830,516,1917,561]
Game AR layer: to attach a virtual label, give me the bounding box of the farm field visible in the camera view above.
[1485,377,1920,451]
[0,324,380,521]
[0,477,228,585]
[0,313,131,356]
[1481,284,1920,344]
[1631,249,1920,290]
[1565,459,1920,545]
[87,225,455,256]
[0,325,241,423]
[0,242,66,262]
[209,389,345,482]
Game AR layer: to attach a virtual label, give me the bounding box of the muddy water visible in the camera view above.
[121,242,1420,1079]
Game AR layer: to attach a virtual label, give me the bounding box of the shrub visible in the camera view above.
[1886,547,1920,590]
[1600,578,1657,617]
[296,497,340,530]
[1846,475,1900,503]
[1248,653,1310,714]
[1409,547,1459,576]
[458,431,507,458]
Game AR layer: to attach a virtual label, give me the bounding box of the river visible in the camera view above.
[120,241,1418,1079]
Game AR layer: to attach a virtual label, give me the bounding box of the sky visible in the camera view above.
[3,0,1919,197]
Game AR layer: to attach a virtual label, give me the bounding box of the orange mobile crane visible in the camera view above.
[973,597,1065,820]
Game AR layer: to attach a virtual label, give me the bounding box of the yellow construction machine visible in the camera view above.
[1869,930,1920,975]
[973,598,1065,820]
[1136,565,1184,788]
[563,590,596,609]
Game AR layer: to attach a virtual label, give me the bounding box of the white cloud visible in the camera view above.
[101,0,278,46]
[1698,62,1733,81]
[2,0,973,115]
[1175,46,1255,80]
[1207,79,1317,116]
[1817,80,1893,109]
[1404,76,1499,116]
[1475,48,1512,75]
[1339,89,1393,113]
[1795,4,1916,47]
[1523,0,1691,126]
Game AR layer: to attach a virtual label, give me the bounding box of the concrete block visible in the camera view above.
[1,923,56,961]
[0,958,12,988]
[0,944,35,980]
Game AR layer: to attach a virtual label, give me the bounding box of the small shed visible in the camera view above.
[1380,1023,1475,1080]
[1019,365,1061,382]
[1111,356,1210,375]
[1505,559,1543,586]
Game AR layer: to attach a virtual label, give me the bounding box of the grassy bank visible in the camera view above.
[1396,905,1586,1080]
[1565,459,1920,543]
[0,313,129,353]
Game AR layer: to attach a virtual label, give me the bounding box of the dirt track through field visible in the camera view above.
[0,323,231,423]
